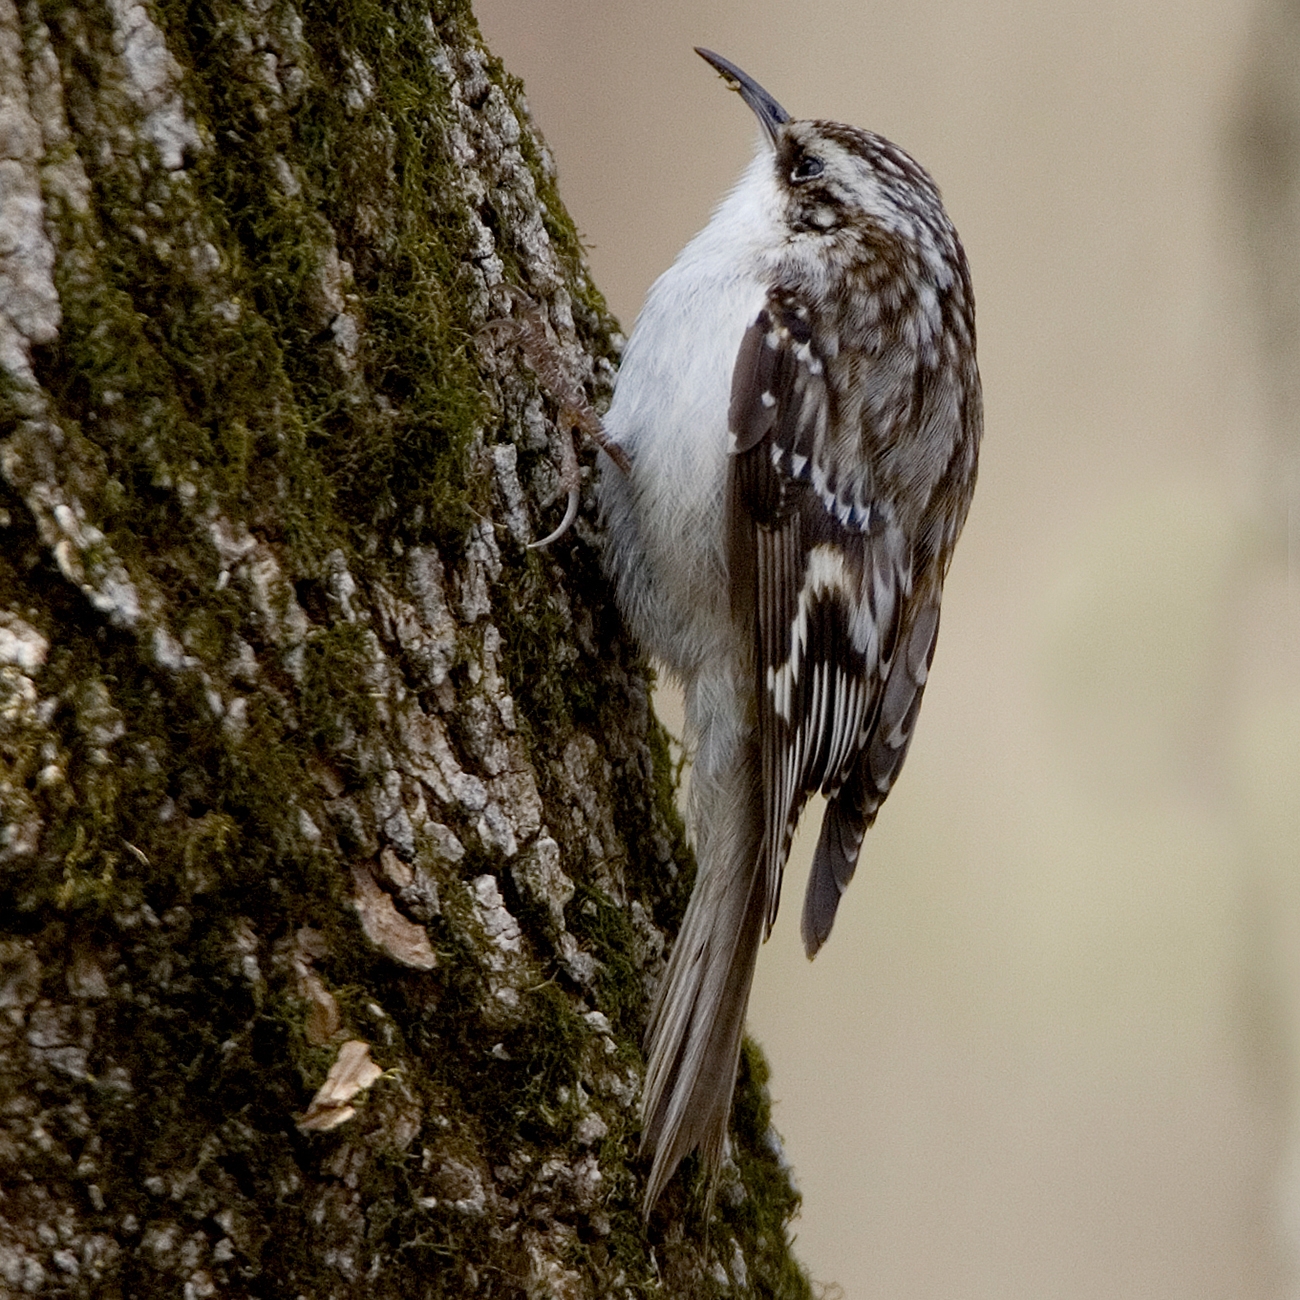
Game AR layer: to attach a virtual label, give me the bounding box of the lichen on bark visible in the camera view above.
[0,1,813,1296]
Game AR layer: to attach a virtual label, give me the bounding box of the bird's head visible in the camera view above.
[695,48,954,270]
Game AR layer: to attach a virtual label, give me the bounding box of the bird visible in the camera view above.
[596,48,982,1215]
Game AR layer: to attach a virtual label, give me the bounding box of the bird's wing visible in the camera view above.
[801,594,940,954]
[727,292,916,939]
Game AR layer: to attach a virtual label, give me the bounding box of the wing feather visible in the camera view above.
[727,293,916,939]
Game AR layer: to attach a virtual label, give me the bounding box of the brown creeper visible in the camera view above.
[597,50,982,1213]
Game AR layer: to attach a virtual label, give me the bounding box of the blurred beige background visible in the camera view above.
[475,2,1300,1295]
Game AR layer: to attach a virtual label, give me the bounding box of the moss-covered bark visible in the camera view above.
[0,1,814,1295]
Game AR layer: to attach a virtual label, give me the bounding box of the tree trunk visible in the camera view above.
[0,1,811,1295]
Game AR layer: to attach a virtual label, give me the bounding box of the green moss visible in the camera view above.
[231,0,491,550]
[300,620,380,757]
[37,0,504,578]
[54,826,119,911]
[491,555,580,734]
[566,884,645,1041]
[722,1040,815,1299]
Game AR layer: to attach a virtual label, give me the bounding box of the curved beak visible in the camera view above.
[695,48,790,146]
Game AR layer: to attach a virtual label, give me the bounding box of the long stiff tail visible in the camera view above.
[640,730,766,1215]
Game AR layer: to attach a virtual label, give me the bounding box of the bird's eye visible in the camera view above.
[791,155,824,183]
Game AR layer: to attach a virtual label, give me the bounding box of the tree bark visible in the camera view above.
[0,1,812,1296]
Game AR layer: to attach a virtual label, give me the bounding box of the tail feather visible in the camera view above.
[640,738,766,1215]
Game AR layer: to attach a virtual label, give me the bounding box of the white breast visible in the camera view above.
[598,150,782,676]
